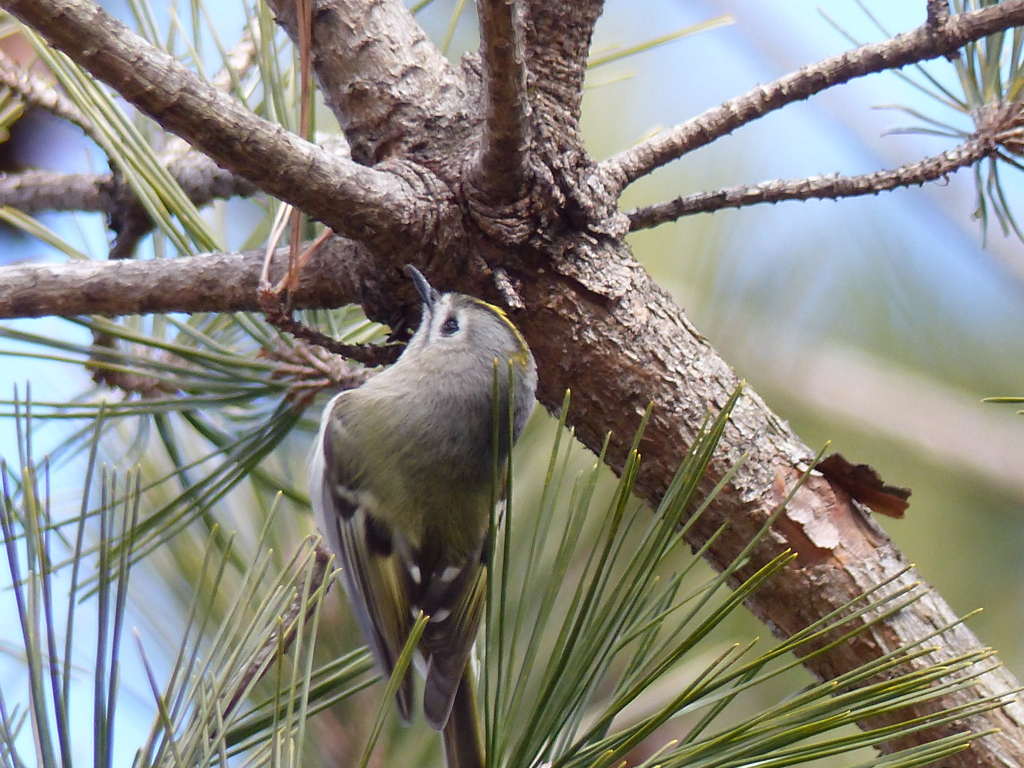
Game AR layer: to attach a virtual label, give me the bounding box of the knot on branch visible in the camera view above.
[373,157,461,251]
[926,0,950,31]
[564,162,632,239]
[974,100,1024,157]
[461,144,628,252]
[460,149,563,243]
[520,105,629,239]
[541,142,631,240]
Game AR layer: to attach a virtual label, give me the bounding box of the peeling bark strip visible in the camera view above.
[3,1,1024,766]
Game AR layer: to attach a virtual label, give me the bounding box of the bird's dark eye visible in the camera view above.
[441,316,460,336]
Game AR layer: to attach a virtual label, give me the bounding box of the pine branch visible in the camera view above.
[264,0,464,168]
[0,159,254,220]
[473,0,531,202]
[1,0,432,250]
[601,0,1024,191]
[0,170,106,213]
[522,0,603,124]
[627,138,993,230]
[0,238,363,318]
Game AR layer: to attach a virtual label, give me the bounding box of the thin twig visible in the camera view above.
[222,542,333,721]
[261,312,402,369]
[266,338,377,399]
[0,48,93,136]
[601,0,1024,191]
[256,223,402,368]
[256,222,390,366]
[258,201,293,331]
[283,0,315,297]
[627,138,994,230]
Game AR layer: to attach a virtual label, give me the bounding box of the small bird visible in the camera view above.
[308,266,537,768]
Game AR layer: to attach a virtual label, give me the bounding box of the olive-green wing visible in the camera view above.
[311,396,415,722]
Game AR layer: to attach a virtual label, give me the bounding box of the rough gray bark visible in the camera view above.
[0,241,362,318]
[2,1,1024,766]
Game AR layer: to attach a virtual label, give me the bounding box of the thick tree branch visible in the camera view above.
[514,1,626,239]
[627,138,993,230]
[511,245,1024,768]
[602,0,1024,191]
[0,170,105,213]
[473,0,531,202]
[0,0,437,249]
[0,238,364,318]
[522,0,603,124]
[265,0,467,167]
[0,157,255,220]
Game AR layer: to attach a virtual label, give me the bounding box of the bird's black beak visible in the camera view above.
[407,265,438,309]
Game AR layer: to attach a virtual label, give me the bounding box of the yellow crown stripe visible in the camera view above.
[468,297,532,366]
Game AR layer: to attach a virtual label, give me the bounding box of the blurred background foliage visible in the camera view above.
[1,0,1023,766]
